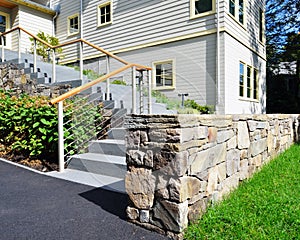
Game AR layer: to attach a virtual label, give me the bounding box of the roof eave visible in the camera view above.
[8,0,56,15]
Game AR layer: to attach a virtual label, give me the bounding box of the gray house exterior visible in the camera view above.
[0,0,266,114]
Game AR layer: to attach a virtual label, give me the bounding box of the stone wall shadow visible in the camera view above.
[79,188,128,220]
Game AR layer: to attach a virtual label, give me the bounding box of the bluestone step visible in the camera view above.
[107,128,126,140]
[68,152,126,178]
[88,139,125,156]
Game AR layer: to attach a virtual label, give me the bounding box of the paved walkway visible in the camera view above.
[0,159,168,240]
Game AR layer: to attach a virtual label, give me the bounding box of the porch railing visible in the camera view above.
[0,26,152,172]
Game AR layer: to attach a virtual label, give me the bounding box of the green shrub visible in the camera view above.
[0,90,102,161]
[29,31,63,62]
[111,79,127,85]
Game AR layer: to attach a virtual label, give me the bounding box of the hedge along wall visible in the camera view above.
[124,114,299,239]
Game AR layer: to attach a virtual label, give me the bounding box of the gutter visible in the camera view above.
[8,0,56,15]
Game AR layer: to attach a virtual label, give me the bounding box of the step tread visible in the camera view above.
[70,152,126,166]
[89,139,125,144]
[46,169,125,193]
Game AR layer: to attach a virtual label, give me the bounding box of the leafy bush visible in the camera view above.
[151,91,211,114]
[30,31,63,62]
[111,79,127,85]
[0,90,102,161]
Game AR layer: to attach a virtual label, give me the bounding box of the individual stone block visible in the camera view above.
[188,198,208,222]
[140,210,150,223]
[239,159,249,180]
[155,173,170,199]
[127,150,145,166]
[227,136,237,149]
[144,150,154,168]
[249,138,267,156]
[238,121,250,149]
[194,126,209,139]
[190,143,226,175]
[127,206,139,220]
[153,200,189,233]
[125,167,156,209]
[208,127,218,143]
[168,176,203,202]
[153,151,189,177]
[217,129,234,143]
[206,166,218,195]
[125,130,140,148]
[226,149,240,176]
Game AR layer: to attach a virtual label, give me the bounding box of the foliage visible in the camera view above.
[185,144,300,239]
[266,0,300,71]
[111,79,127,85]
[151,91,211,114]
[30,31,63,62]
[0,90,102,161]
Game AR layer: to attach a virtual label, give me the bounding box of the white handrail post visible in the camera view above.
[33,39,37,73]
[18,29,21,63]
[58,101,64,172]
[139,71,144,114]
[147,70,152,114]
[52,48,56,83]
[132,66,137,114]
[1,36,4,62]
[106,55,110,100]
[79,41,83,81]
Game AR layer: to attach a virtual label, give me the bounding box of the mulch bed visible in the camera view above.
[0,144,58,172]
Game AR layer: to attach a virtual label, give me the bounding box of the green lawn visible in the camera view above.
[184,144,300,240]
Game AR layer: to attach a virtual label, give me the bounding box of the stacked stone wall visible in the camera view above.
[124,114,299,239]
[0,63,71,97]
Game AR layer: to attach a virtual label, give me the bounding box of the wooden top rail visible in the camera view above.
[50,64,134,104]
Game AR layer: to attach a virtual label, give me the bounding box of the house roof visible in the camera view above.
[1,0,56,15]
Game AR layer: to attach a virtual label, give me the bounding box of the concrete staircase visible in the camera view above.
[47,127,127,193]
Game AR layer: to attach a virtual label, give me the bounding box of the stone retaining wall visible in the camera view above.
[124,114,299,239]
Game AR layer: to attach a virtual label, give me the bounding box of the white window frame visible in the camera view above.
[0,11,11,49]
[67,13,79,36]
[228,0,246,26]
[190,0,216,19]
[97,1,112,27]
[152,60,176,90]
[239,61,259,101]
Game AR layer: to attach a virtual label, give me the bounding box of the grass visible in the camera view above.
[184,144,300,240]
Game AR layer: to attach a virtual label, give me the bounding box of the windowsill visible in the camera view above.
[97,21,112,28]
[239,97,259,103]
[190,11,215,20]
[153,86,176,91]
[228,13,247,31]
[67,32,79,37]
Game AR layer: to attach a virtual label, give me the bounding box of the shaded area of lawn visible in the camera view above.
[185,144,300,239]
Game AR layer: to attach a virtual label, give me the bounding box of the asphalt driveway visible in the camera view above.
[0,160,168,240]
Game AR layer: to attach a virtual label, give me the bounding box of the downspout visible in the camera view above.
[79,0,84,81]
[216,0,221,113]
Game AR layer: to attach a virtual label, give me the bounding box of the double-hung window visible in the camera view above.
[229,0,245,25]
[0,12,9,46]
[153,60,175,89]
[68,14,79,36]
[239,62,259,100]
[98,1,112,26]
[190,0,215,18]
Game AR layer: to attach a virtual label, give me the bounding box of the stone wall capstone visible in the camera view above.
[124,114,299,239]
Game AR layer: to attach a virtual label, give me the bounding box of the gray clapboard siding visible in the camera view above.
[17,5,53,53]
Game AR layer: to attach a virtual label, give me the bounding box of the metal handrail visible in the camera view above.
[1,26,152,172]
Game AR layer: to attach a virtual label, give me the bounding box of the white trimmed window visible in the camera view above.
[68,14,79,36]
[190,0,215,18]
[98,1,112,26]
[229,0,245,25]
[0,12,10,47]
[153,60,175,89]
[239,62,259,100]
